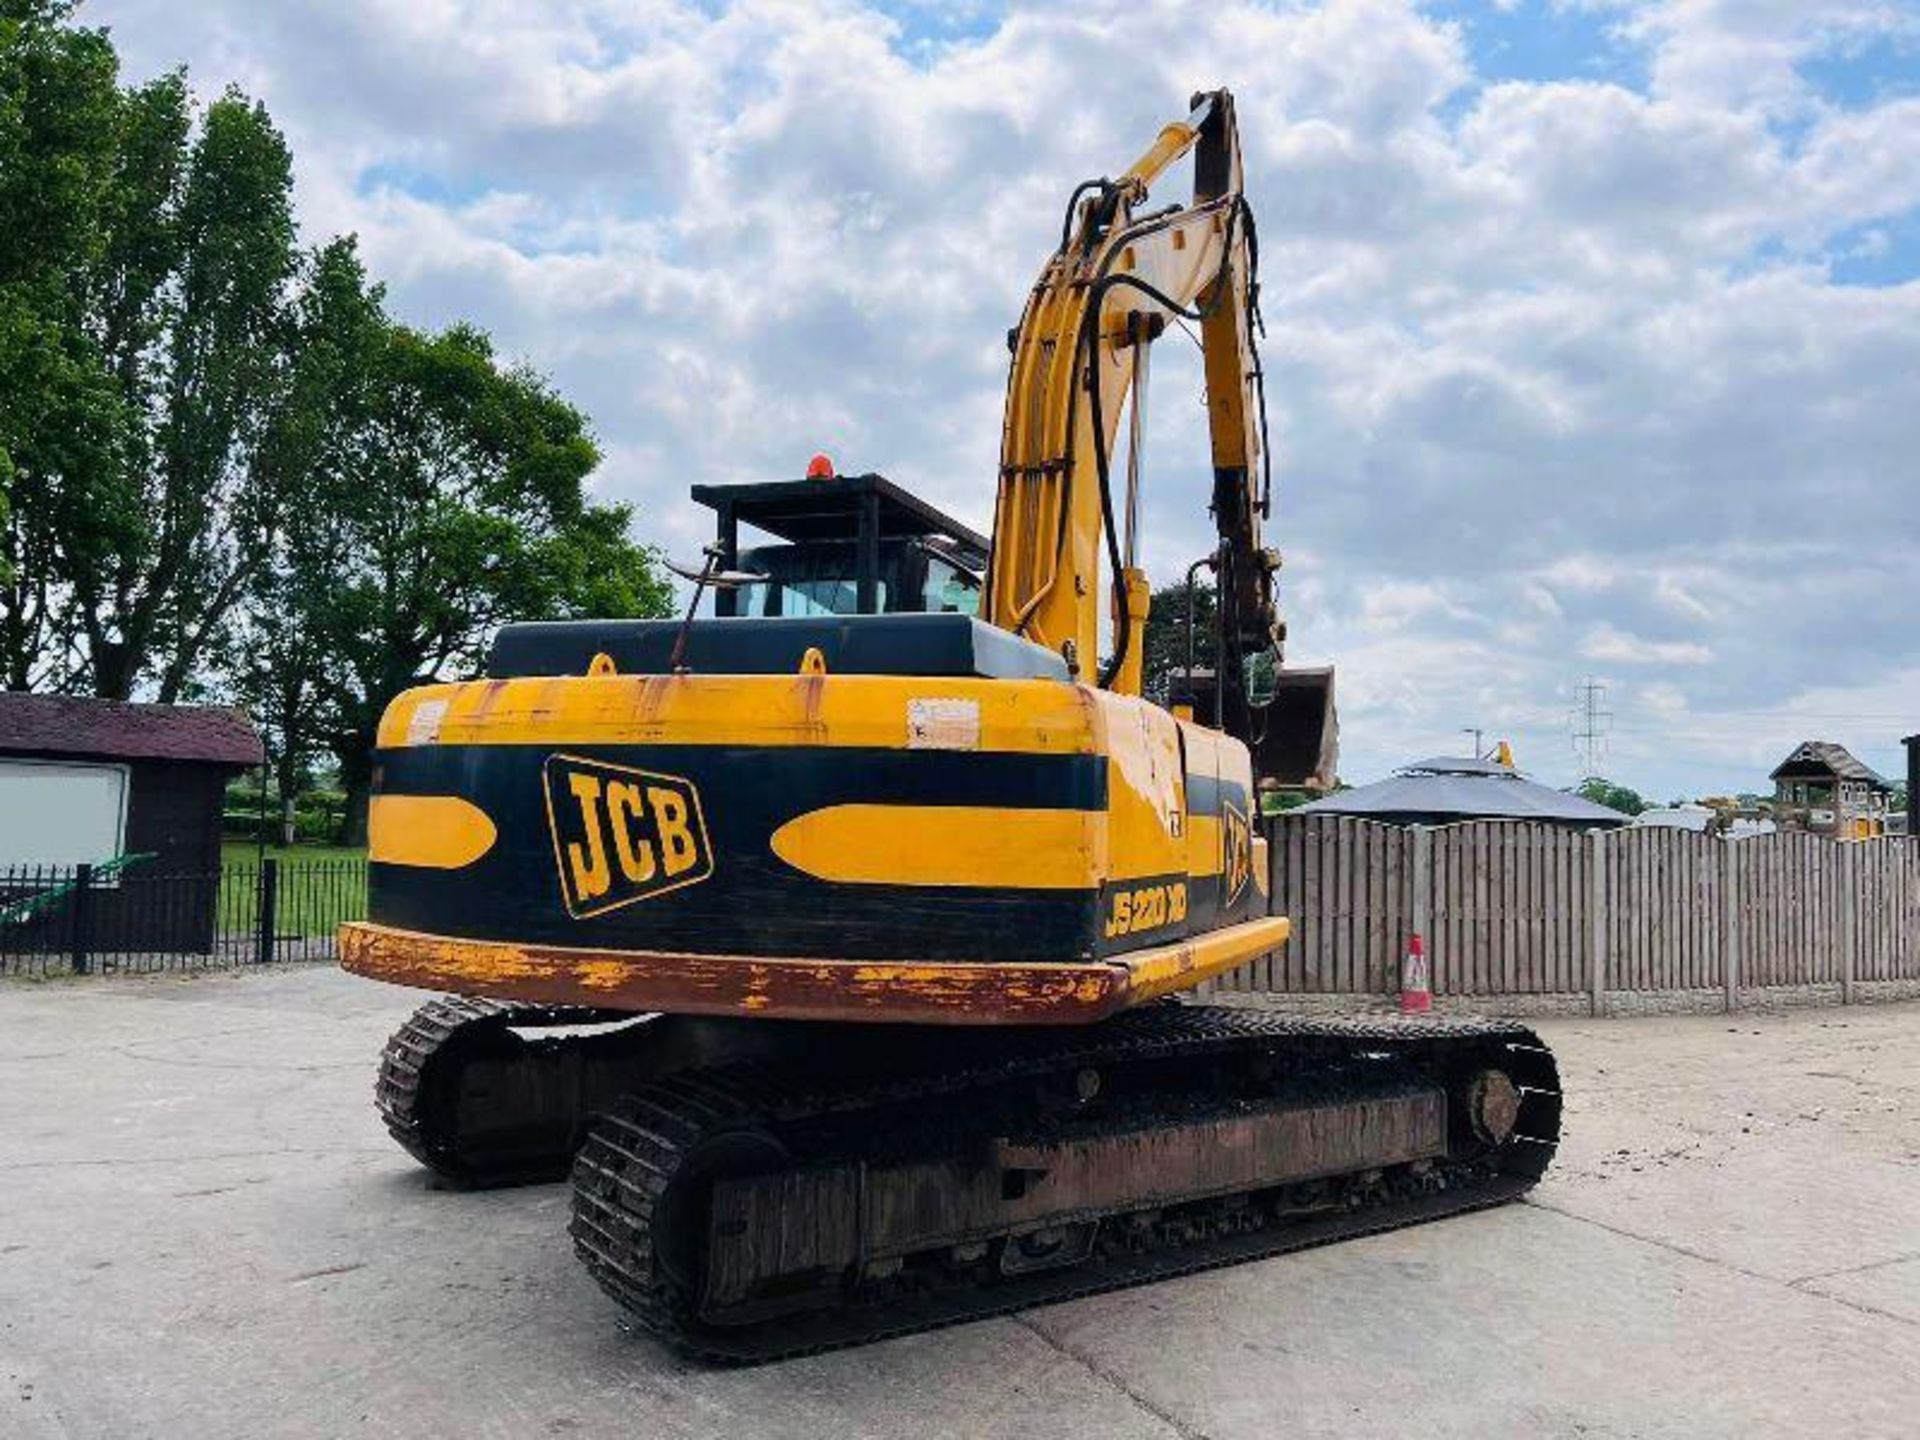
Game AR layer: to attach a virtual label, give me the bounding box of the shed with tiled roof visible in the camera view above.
[0,694,262,954]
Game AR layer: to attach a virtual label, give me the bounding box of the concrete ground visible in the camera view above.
[3,969,1917,1440]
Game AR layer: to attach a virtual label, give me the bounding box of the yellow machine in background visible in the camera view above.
[340,90,1558,1361]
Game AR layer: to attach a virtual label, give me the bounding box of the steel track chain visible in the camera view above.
[569,1005,1562,1363]
[375,995,648,1187]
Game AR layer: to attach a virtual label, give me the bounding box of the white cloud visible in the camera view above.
[1624,0,1920,115]
[1580,623,1713,665]
[78,0,1920,796]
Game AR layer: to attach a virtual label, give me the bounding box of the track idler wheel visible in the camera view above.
[1454,1066,1523,1150]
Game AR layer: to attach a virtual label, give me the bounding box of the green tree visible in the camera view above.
[1141,579,1215,703]
[228,239,379,841]
[1139,576,1277,709]
[1577,776,1648,816]
[5,7,671,799]
[0,0,125,685]
[73,83,295,700]
[0,4,296,697]
[244,242,673,843]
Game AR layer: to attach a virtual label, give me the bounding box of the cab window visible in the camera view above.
[922,556,981,616]
[762,577,887,617]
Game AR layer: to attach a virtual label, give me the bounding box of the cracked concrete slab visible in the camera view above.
[3,967,1918,1439]
[1797,1255,1920,1327]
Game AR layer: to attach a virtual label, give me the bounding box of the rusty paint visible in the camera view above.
[795,669,827,735]
[339,920,1121,1024]
[575,959,631,990]
[633,673,671,727]
[468,678,511,722]
[338,912,1290,1026]
[377,672,1100,755]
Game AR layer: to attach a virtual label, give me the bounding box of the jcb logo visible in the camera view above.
[1222,799,1251,906]
[544,754,714,918]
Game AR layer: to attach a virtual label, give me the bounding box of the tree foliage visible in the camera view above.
[1,1,296,699]
[1577,776,1649,816]
[1141,579,1215,704]
[84,82,295,702]
[1140,577,1277,709]
[0,0,124,682]
[3,7,674,844]
[235,240,672,842]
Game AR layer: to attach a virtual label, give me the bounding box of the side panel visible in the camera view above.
[1180,720,1258,934]
[1093,692,1191,956]
[372,742,1105,964]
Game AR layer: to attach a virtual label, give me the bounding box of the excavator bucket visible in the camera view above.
[1254,665,1338,798]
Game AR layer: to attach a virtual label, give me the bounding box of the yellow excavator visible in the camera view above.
[340,90,1559,1361]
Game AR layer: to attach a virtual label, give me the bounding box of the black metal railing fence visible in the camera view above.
[0,858,367,977]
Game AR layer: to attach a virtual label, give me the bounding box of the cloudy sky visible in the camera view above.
[84,0,1920,797]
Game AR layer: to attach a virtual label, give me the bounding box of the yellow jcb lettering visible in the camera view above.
[648,786,700,876]
[565,774,612,900]
[606,781,658,884]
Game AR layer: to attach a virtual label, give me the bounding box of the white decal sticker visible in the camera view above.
[405,699,449,747]
[907,698,981,751]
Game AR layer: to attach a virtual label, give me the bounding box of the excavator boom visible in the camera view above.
[989,90,1330,794]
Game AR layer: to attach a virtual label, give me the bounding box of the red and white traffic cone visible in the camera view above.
[1400,932,1433,1014]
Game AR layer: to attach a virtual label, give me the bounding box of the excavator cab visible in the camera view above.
[695,466,1338,805]
[692,470,986,620]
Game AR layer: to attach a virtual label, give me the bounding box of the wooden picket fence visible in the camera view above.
[1216,815,1920,1012]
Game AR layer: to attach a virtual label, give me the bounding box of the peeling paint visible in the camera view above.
[339,916,1288,1026]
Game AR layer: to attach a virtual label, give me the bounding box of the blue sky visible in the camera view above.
[1428,0,1648,86]
[1799,19,1920,107]
[85,0,1920,796]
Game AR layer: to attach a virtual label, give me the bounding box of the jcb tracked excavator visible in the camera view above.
[340,90,1560,1362]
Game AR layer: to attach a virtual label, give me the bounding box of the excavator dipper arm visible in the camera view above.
[987,91,1276,717]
